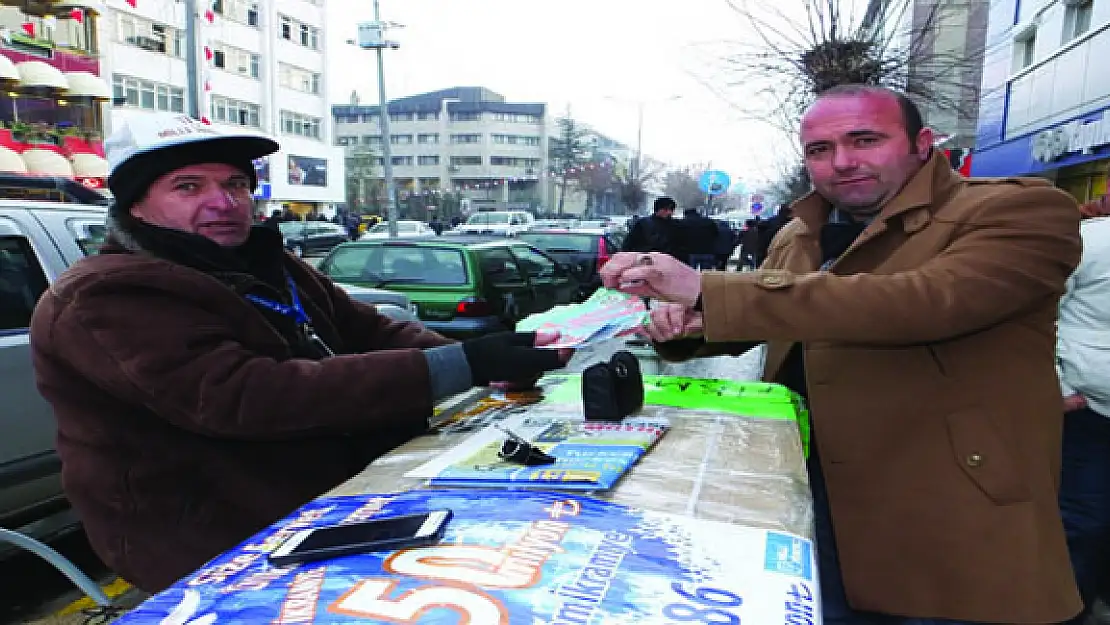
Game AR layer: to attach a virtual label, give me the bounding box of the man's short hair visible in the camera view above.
[815,84,925,141]
[653,196,677,212]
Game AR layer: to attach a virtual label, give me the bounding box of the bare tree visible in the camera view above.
[548,112,593,215]
[768,162,813,207]
[686,0,985,148]
[614,159,663,214]
[664,167,709,210]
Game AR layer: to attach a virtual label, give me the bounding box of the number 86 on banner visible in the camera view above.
[661,582,744,624]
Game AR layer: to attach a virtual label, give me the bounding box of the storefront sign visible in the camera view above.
[288,154,328,187]
[1031,110,1110,163]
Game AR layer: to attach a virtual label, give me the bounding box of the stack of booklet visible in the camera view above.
[405,413,669,491]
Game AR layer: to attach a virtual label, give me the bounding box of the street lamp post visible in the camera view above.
[602,94,681,210]
[354,2,401,237]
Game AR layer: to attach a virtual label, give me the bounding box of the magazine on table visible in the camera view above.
[406,413,669,491]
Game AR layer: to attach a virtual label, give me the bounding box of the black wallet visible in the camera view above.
[582,350,644,421]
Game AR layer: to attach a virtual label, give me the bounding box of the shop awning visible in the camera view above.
[0,147,27,173]
[0,55,18,83]
[64,71,111,99]
[70,152,108,177]
[22,147,74,176]
[52,0,102,15]
[15,61,69,91]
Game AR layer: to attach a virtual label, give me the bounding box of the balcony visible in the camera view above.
[0,0,102,70]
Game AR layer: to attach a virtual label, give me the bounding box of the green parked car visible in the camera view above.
[317,236,580,338]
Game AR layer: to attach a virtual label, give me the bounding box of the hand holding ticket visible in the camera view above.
[516,289,649,349]
[600,252,702,308]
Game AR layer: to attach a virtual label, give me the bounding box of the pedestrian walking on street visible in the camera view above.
[1058,194,1110,624]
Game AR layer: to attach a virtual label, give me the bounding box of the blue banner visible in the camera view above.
[116,490,821,624]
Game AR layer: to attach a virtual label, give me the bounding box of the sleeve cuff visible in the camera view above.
[423,344,474,402]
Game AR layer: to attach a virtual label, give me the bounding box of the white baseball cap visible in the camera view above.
[105,113,279,176]
[106,113,279,214]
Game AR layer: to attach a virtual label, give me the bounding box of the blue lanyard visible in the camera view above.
[245,276,309,325]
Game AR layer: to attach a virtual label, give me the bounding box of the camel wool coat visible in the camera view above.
[668,152,1083,623]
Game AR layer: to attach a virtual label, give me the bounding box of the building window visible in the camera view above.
[118,15,182,57]
[362,135,382,146]
[390,113,414,122]
[418,133,439,144]
[210,95,261,128]
[215,0,258,26]
[212,44,259,80]
[491,112,542,123]
[450,134,481,144]
[450,112,482,122]
[490,157,542,168]
[281,111,322,139]
[114,74,185,112]
[1063,0,1094,42]
[391,134,413,145]
[278,63,322,94]
[450,156,482,166]
[359,113,379,123]
[279,15,320,49]
[417,112,439,121]
[392,156,413,166]
[1014,30,1036,70]
[336,135,357,146]
[418,155,440,166]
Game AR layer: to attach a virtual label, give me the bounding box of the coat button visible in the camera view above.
[966,453,983,468]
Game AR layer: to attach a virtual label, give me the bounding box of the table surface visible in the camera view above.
[327,341,813,539]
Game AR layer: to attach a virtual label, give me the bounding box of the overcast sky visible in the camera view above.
[326,0,807,190]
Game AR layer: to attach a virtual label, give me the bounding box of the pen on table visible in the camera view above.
[620,255,652,289]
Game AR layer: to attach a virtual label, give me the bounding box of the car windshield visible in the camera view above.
[367,223,390,234]
[278,221,307,235]
[321,245,468,286]
[519,233,595,253]
[468,213,510,225]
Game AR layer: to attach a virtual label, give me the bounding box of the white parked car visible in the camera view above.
[358,220,436,240]
[454,211,535,237]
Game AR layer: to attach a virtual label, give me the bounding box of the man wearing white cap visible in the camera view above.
[29,114,568,591]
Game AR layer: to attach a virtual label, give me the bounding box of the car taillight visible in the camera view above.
[455,297,493,317]
[597,237,611,271]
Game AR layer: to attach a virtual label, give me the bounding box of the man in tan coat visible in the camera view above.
[601,85,1083,624]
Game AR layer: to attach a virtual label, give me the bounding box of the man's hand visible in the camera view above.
[641,302,704,343]
[1064,393,1088,412]
[489,331,573,390]
[599,252,701,308]
[461,331,566,387]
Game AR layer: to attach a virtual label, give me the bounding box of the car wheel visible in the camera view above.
[291,244,305,258]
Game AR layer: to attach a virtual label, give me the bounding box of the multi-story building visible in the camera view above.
[332,87,551,213]
[0,0,112,190]
[971,0,1108,202]
[100,0,343,216]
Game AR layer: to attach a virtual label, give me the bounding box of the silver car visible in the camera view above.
[0,200,416,556]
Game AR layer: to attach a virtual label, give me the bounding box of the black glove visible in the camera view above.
[461,332,564,386]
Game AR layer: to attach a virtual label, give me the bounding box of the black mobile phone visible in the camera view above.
[267,510,453,567]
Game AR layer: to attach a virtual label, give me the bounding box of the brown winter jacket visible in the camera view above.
[658,152,1083,623]
[30,220,452,591]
